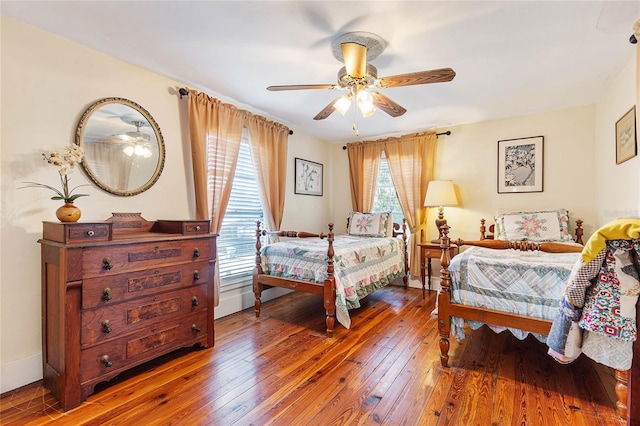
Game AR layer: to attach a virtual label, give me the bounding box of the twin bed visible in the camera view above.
[435,210,637,421]
[252,212,409,336]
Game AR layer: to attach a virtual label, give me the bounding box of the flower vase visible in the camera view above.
[56,202,81,222]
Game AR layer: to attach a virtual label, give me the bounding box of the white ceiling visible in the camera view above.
[2,1,638,143]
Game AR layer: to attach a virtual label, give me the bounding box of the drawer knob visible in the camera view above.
[192,296,199,307]
[101,320,111,334]
[87,230,95,237]
[191,324,202,333]
[101,355,113,368]
[193,270,200,280]
[102,288,112,301]
[193,248,200,258]
[102,257,113,270]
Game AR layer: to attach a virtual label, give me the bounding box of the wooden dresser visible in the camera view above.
[39,213,216,411]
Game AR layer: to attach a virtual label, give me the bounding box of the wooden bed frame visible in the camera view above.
[252,220,409,336]
[436,218,638,423]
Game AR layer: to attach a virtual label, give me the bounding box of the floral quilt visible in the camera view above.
[260,235,406,329]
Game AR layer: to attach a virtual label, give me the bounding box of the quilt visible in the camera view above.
[260,235,405,329]
[448,246,581,341]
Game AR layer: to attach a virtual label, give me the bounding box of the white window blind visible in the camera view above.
[215,135,263,290]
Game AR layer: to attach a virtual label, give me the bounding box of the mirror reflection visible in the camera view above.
[75,97,165,196]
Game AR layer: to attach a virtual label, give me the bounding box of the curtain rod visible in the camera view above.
[341,130,451,150]
[177,87,293,135]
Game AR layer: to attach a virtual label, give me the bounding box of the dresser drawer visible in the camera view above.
[80,310,208,383]
[82,261,211,309]
[43,222,112,243]
[81,284,208,346]
[82,238,213,278]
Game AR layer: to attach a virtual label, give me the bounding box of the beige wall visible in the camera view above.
[595,57,639,224]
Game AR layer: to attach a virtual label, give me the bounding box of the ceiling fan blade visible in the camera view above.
[371,92,407,117]
[313,97,342,120]
[377,68,456,88]
[341,42,367,78]
[267,84,338,91]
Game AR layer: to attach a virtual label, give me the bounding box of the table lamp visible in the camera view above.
[424,180,459,238]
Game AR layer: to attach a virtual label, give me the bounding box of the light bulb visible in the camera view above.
[123,145,135,156]
[333,94,353,115]
[357,90,376,117]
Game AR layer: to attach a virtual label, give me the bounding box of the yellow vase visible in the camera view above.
[56,202,81,222]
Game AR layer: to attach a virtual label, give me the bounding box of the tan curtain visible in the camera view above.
[383,131,437,276]
[187,89,245,306]
[346,141,383,212]
[245,114,289,231]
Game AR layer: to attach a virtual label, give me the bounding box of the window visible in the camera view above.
[372,153,403,223]
[215,132,263,290]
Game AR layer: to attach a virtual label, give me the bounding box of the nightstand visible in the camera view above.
[417,242,458,298]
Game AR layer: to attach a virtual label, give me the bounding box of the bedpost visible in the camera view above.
[437,221,453,367]
[253,220,264,318]
[402,218,409,289]
[480,218,487,240]
[574,219,584,245]
[324,223,336,336]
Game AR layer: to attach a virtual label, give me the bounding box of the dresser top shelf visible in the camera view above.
[42,213,211,244]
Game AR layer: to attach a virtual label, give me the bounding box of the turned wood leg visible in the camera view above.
[438,318,451,367]
[324,279,336,337]
[252,282,262,318]
[615,369,628,419]
[325,311,335,337]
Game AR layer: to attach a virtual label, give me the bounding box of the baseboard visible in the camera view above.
[215,285,291,319]
[0,352,42,394]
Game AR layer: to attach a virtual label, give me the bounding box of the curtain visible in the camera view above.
[383,131,437,276]
[346,141,383,212]
[84,141,132,190]
[245,114,289,231]
[187,89,245,305]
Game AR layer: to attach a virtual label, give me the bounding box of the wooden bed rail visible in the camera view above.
[448,238,584,253]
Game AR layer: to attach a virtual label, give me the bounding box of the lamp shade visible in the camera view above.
[424,180,459,207]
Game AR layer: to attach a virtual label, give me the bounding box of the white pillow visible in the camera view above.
[348,212,392,237]
[494,209,573,242]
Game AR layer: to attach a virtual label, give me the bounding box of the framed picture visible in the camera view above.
[497,136,544,194]
[294,157,323,196]
[616,105,637,164]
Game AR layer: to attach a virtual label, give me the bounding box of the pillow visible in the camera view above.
[348,212,392,237]
[494,209,573,242]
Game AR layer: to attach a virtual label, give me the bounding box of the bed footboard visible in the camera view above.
[252,221,337,336]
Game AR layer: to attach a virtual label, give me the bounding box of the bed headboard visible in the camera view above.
[479,217,584,245]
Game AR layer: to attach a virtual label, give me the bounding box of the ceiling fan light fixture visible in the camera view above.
[357,90,376,117]
[334,93,353,115]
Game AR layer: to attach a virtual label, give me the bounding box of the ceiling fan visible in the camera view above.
[267,32,456,131]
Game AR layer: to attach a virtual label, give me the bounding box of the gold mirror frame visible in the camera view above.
[75,97,165,196]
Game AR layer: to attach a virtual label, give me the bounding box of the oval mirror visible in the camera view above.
[75,97,165,196]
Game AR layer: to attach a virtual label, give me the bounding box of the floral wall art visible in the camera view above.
[497,136,544,193]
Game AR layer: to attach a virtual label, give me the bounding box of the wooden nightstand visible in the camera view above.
[417,242,458,298]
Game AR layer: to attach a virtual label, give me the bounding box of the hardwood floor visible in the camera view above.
[0,284,624,425]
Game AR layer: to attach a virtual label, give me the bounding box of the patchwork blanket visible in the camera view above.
[547,218,640,370]
[260,235,405,329]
